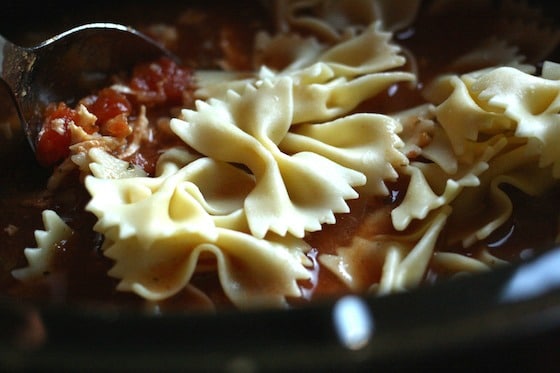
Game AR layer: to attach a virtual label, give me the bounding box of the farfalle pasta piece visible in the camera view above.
[383,207,450,291]
[85,151,310,307]
[542,61,560,80]
[269,0,420,42]
[199,22,415,125]
[280,113,408,197]
[424,74,515,156]
[312,22,410,77]
[398,64,560,248]
[172,78,366,238]
[12,210,73,281]
[390,165,445,231]
[391,135,506,231]
[85,152,254,247]
[415,121,456,173]
[87,147,147,179]
[448,140,557,247]
[461,167,556,247]
[253,32,325,72]
[104,228,311,308]
[319,237,402,293]
[258,20,408,75]
[471,66,560,177]
[248,150,365,237]
[432,248,507,276]
[321,206,450,294]
[391,103,436,160]
[175,22,414,240]
[290,68,414,124]
[85,149,312,307]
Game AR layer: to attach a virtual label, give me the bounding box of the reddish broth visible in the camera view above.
[0,1,558,312]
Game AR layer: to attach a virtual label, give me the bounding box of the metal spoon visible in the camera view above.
[0,23,174,151]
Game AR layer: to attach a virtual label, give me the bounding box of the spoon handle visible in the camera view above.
[0,34,36,144]
[0,34,32,95]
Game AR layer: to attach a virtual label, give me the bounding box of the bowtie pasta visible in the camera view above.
[5,0,560,311]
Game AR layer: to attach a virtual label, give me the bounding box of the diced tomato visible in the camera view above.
[100,113,131,138]
[130,57,193,105]
[36,58,190,167]
[85,88,132,125]
[36,103,77,167]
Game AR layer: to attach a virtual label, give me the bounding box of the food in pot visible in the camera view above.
[1,0,559,312]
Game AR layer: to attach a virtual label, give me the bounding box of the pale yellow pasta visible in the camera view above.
[431,249,508,275]
[13,0,560,309]
[424,75,515,156]
[173,78,366,238]
[450,147,557,247]
[398,67,560,237]
[280,113,407,197]
[319,237,403,292]
[87,147,147,179]
[85,152,249,246]
[391,137,498,232]
[85,149,311,306]
[53,5,417,306]
[391,104,436,159]
[432,252,491,274]
[267,0,420,42]
[321,206,450,294]
[324,60,560,293]
[174,21,413,239]
[11,210,73,281]
[472,66,560,177]
[104,224,311,308]
[384,208,450,290]
[199,22,415,124]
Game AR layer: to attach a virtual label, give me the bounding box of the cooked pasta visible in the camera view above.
[2,0,559,311]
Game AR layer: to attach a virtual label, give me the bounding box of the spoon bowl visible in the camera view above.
[0,23,173,151]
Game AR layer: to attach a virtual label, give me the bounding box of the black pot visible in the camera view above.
[1,1,559,371]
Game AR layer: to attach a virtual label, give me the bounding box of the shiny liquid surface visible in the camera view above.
[0,0,559,312]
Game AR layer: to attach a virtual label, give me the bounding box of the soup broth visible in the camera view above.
[1,0,559,312]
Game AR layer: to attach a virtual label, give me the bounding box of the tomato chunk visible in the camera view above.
[36,103,77,167]
[84,88,132,125]
[35,57,191,167]
[130,57,193,105]
[100,113,131,138]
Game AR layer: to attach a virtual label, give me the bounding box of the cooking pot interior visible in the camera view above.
[1,1,560,371]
